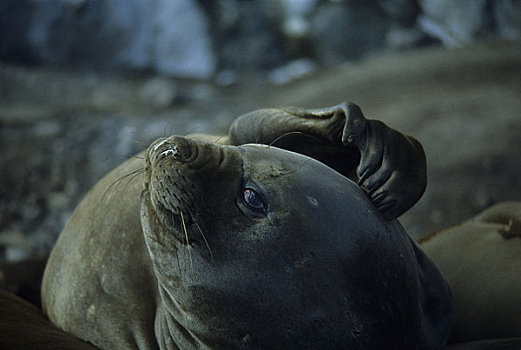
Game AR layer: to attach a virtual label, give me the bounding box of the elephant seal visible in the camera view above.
[228,102,427,220]
[42,103,451,349]
[421,202,521,344]
[0,290,98,349]
[447,337,521,350]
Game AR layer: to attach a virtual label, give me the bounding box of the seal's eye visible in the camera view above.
[243,188,265,211]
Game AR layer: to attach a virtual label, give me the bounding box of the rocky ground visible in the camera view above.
[2,41,521,268]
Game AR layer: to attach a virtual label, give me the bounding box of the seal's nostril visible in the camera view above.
[159,149,174,159]
[159,145,181,159]
[169,137,192,160]
[153,139,168,153]
[149,137,194,165]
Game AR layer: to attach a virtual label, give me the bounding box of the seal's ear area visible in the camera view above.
[474,202,521,239]
[411,239,454,349]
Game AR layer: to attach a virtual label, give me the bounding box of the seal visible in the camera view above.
[421,201,521,344]
[227,102,427,220]
[42,103,449,349]
[446,337,521,350]
[0,290,98,349]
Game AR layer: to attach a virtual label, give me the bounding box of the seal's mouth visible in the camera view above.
[143,137,203,242]
[142,135,235,260]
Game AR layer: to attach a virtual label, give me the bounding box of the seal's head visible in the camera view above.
[141,136,452,349]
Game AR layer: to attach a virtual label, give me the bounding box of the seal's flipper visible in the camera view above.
[475,202,521,239]
[228,103,362,179]
[357,119,427,219]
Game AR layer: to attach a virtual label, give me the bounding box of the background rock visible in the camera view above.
[494,0,521,40]
[152,0,215,78]
[309,1,389,63]
[0,0,215,78]
[2,0,520,79]
[377,0,419,26]
[418,0,489,46]
[202,1,285,75]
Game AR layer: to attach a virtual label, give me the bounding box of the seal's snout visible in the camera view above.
[148,136,194,165]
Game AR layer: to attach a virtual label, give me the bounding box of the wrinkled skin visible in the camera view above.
[42,103,449,349]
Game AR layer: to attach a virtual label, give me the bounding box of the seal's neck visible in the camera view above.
[155,284,212,350]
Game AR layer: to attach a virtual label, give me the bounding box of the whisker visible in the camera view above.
[186,208,213,260]
[102,154,144,162]
[268,131,305,147]
[164,121,178,138]
[184,127,201,137]
[194,220,213,259]
[282,158,313,176]
[180,211,194,273]
[267,131,323,148]
[128,134,148,149]
[212,135,226,144]
[102,168,145,202]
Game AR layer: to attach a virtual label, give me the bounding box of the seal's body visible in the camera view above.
[42,103,452,349]
[41,154,158,349]
[421,202,521,344]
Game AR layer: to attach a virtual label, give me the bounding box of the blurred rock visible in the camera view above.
[152,0,215,78]
[203,1,285,74]
[309,1,389,63]
[139,77,177,109]
[494,0,521,40]
[377,0,419,26]
[0,0,215,79]
[377,0,424,50]
[2,0,520,81]
[418,0,489,46]
[0,230,33,262]
[279,0,318,39]
[215,70,238,87]
[267,58,316,85]
[385,25,427,50]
